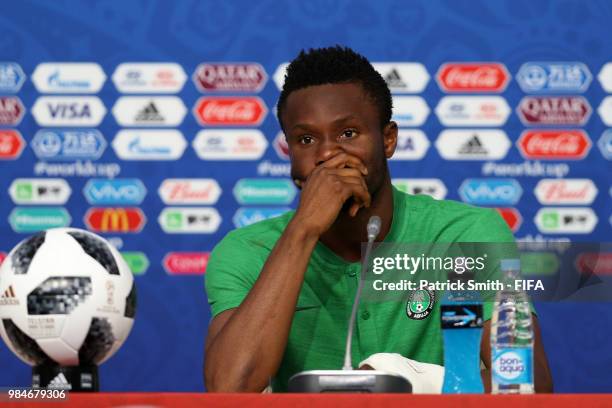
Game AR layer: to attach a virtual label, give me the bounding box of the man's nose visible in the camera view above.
[315,137,343,166]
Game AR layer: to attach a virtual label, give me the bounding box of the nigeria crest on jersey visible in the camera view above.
[406,289,435,320]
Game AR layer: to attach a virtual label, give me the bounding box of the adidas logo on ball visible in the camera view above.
[0,285,19,306]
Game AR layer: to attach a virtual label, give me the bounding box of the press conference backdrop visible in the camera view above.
[0,0,611,392]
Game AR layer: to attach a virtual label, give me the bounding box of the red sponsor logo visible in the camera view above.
[518,130,591,160]
[273,132,290,160]
[0,130,25,160]
[536,179,596,204]
[194,63,267,92]
[0,252,6,266]
[0,96,24,125]
[160,180,220,204]
[437,63,510,92]
[194,97,267,126]
[495,207,522,232]
[84,207,146,233]
[576,253,612,275]
[163,252,210,275]
[517,96,591,125]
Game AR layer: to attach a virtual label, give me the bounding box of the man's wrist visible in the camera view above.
[287,215,322,243]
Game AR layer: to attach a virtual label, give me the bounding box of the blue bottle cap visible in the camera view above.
[500,258,520,271]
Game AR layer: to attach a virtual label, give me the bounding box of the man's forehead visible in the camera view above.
[282,82,375,126]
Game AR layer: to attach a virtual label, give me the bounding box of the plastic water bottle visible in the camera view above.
[490,259,534,394]
[441,275,484,394]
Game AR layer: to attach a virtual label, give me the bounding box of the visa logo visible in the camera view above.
[459,179,522,205]
[83,179,146,205]
[48,103,91,119]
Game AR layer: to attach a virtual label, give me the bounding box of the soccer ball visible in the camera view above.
[0,228,136,367]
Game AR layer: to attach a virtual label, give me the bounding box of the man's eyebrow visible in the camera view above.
[290,114,360,132]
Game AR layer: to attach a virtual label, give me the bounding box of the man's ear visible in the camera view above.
[383,121,398,159]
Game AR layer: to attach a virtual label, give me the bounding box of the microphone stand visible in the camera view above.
[288,216,412,393]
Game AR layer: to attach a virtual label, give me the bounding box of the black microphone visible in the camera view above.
[288,215,412,393]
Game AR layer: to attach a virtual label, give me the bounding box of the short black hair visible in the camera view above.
[277,45,392,131]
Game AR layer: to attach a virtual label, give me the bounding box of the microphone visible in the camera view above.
[288,215,412,393]
[342,216,381,370]
[367,215,381,240]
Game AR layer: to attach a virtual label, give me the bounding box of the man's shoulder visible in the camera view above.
[215,210,295,253]
[396,191,513,242]
[402,190,498,220]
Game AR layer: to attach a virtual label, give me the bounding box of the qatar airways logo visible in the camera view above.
[517,130,591,160]
[436,63,510,92]
[193,63,267,92]
[518,96,591,126]
[193,97,267,126]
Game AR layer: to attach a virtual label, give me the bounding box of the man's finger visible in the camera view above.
[319,153,367,175]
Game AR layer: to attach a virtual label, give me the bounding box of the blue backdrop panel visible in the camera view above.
[0,0,611,392]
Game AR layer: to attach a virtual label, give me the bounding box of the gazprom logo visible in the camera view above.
[83,179,147,205]
[459,178,522,206]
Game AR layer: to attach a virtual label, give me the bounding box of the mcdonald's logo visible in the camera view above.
[84,207,146,233]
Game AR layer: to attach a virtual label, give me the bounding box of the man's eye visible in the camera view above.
[340,129,358,139]
[299,135,314,145]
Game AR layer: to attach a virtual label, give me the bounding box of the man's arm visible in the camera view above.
[204,153,370,392]
[480,315,553,393]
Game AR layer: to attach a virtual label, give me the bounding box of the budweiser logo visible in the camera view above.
[518,130,591,159]
[167,182,214,200]
[437,63,509,92]
[158,179,221,205]
[194,97,267,126]
[535,179,597,205]
[543,182,588,201]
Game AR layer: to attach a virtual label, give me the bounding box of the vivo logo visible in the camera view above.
[83,179,147,205]
[459,179,522,206]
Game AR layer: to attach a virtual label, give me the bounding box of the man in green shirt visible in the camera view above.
[204,46,552,393]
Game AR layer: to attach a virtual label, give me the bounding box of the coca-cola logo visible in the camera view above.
[518,130,591,159]
[193,97,267,126]
[163,252,210,275]
[193,63,267,92]
[437,63,510,92]
[518,96,591,125]
[0,130,25,159]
